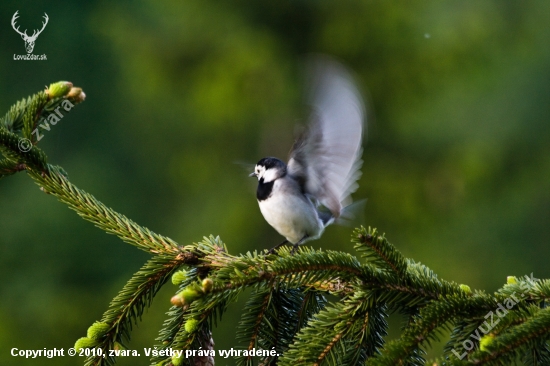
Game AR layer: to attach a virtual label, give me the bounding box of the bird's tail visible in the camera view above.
[335,199,367,227]
[317,199,366,228]
[317,210,336,227]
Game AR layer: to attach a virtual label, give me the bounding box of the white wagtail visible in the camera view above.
[250,56,365,253]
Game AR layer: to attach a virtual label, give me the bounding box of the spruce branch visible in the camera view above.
[82,254,189,366]
[3,83,550,366]
[22,89,48,140]
[467,307,550,364]
[0,81,86,175]
[26,166,187,255]
[279,290,386,366]
[353,226,407,276]
[0,158,26,178]
[235,287,327,365]
[0,95,31,132]
[236,286,275,366]
[152,269,199,364]
[368,294,497,365]
[160,290,230,366]
[0,128,49,171]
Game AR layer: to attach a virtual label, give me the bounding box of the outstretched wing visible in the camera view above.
[287,56,365,218]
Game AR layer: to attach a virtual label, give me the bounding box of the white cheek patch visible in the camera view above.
[262,168,278,183]
[255,165,266,180]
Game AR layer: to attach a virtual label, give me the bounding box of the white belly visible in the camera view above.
[258,190,323,244]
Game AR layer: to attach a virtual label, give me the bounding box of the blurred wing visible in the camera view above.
[287,56,365,217]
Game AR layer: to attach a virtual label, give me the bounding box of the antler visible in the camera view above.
[11,11,48,41]
[29,13,49,39]
[11,10,28,38]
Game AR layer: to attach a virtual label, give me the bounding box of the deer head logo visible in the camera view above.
[11,11,49,54]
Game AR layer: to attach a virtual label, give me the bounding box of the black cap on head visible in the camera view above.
[256,157,286,170]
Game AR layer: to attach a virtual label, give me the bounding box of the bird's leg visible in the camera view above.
[290,235,309,255]
[267,239,289,255]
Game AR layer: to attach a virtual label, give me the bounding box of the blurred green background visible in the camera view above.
[1,0,549,364]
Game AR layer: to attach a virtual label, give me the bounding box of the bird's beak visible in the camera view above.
[249,172,256,177]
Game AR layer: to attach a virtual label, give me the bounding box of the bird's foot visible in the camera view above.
[289,235,309,255]
[266,239,289,255]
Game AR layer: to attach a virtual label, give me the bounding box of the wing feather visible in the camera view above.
[287,56,365,217]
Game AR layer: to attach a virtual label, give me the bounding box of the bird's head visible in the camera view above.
[249,157,287,183]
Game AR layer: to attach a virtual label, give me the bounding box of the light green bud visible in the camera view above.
[87,321,110,340]
[480,334,495,351]
[47,81,73,98]
[171,270,187,285]
[74,337,99,351]
[184,319,200,333]
[459,284,472,295]
[201,278,213,293]
[172,353,184,366]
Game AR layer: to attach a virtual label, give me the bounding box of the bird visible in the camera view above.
[249,56,365,253]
